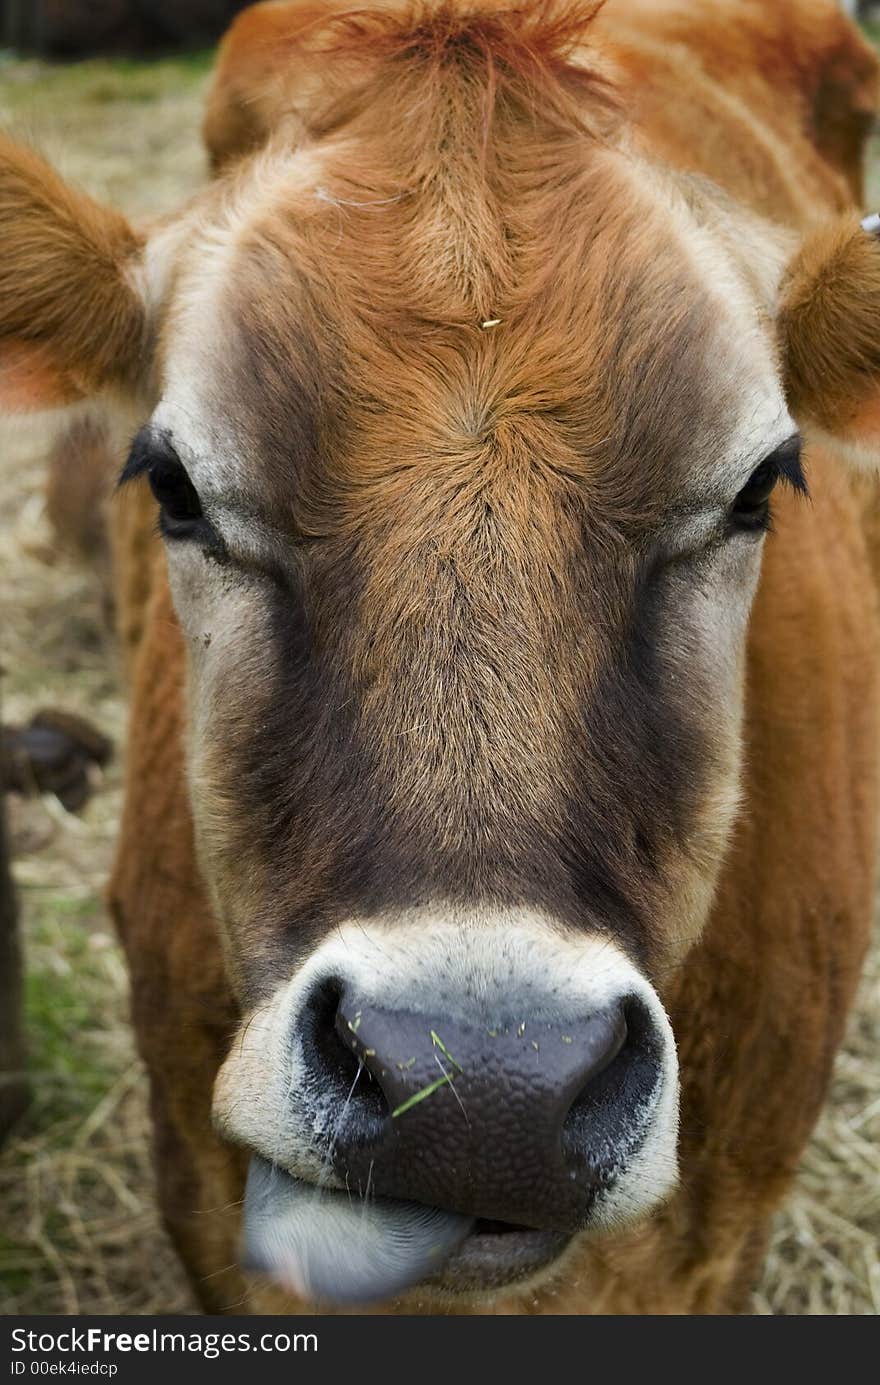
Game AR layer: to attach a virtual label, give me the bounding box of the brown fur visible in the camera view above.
[44,414,116,611]
[0,135,145,407]
[126,0,880,1313]
[780,215,880,445]
[190,91,745,998]
[202,1,340,166]
[598,0,878,214]
[4,0,880,1314]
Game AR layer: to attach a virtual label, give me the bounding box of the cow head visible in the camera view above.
[1,5,877,1306]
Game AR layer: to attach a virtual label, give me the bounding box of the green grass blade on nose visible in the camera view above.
[430,1030,464,1073]
[390,1072,454,1119]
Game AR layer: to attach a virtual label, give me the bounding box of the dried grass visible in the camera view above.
[0,47,877,1319]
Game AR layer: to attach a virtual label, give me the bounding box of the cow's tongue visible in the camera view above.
[243,1156,473,1305]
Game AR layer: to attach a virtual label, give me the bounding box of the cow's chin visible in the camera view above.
[239,1146,682,1309]
[241,1155,586,1308]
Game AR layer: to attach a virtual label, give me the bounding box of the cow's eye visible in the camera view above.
[148,457,205,538]
[730,457,778,531]
[730,434,806,534]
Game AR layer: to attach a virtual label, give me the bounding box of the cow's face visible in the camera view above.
[0,46,875,1304]
[124,136,804,1301]
[150,145,793,974]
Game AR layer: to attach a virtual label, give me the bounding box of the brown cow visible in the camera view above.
[2,0,880,1314]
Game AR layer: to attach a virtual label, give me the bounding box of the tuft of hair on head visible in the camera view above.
[778,213,880,464]
[309,0,608,62]
[285,0,620,139]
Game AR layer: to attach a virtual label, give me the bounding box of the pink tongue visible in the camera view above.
[243,1157,474,1305]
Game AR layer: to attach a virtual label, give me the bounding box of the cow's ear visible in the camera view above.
[0,135,146,412]
[778,213,880,466]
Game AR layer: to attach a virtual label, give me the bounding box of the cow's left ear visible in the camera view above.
[778,214,880,466]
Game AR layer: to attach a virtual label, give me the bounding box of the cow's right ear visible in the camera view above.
[778,214,880,467]
[0,135,146,412]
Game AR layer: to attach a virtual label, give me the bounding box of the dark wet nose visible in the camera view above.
[298,981,663,1231]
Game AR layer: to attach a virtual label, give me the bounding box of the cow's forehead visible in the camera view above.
[153,144,791,526]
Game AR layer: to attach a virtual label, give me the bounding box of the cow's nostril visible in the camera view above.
[298,978,388,1147]
[571,1003,628,1090]
[561,996,663,1174]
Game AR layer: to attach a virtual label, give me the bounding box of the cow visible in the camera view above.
[2,0,880,1314]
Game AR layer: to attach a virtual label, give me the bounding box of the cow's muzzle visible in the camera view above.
[218,916,680,1305]
[299,981,658,1232]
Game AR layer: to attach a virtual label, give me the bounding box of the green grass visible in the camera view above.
[0,1231,35,1296]
[20,889,124,1137]
[0,49,213,110]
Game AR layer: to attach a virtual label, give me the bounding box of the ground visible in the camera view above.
[0,40,879,1317]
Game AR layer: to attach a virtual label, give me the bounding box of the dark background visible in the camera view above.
[1,1,251,55]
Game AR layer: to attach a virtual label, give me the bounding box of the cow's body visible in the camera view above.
[0,0,876,1313]
[93,0,880,1313]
